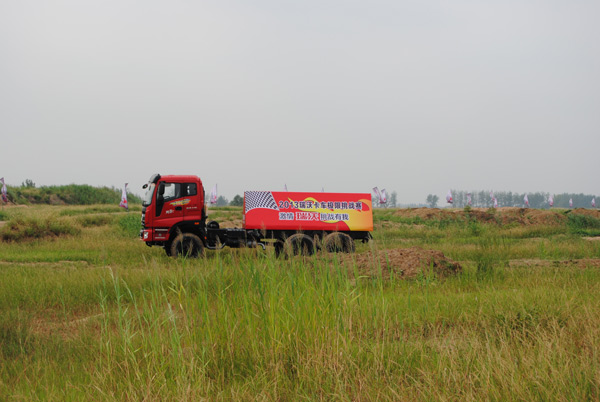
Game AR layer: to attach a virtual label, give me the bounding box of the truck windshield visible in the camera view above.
[142,183,155,206]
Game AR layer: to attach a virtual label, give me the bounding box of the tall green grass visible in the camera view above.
[1,206,600,399]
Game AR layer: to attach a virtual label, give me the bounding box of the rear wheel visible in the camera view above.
[323,232,355,253]
[170,233,204,258]
[285,234,315,256]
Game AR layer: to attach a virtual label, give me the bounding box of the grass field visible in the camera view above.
[1,205,599,400]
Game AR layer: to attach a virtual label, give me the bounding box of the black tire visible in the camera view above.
[170,233,204,258]
[323,232,355,253]
[285,234,315,256]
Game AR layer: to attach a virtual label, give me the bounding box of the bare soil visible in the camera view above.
[335,246,462,279]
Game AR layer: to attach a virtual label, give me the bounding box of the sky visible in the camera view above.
[1,0,599,204]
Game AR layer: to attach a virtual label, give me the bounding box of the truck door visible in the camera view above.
[153,181,185,241]
[181,182,203,221]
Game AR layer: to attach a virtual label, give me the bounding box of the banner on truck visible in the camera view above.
[244,191,373,232]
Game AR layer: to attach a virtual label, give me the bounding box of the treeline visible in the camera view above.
[447,191,597,209]
[3,183,142,205]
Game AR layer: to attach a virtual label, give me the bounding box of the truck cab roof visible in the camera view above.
[159,175,203,184]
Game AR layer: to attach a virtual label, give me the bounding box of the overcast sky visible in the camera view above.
[1,0,598,204]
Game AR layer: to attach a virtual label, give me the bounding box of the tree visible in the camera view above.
[426,194,439,208]
[389,191,397,208]
[230,194,243,206]
[216,196,229,207]
[22,179,35,188]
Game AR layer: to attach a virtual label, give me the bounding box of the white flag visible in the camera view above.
[1,177,7,203]
[524,194,529,207]
[210,184,218,205]
[548,195,554,207]
[284,184,288,192]
[466,193,472,206]
[380,189,388,204]
[119,183,128,210]
[569,198,573,208]
[592,198,596,208]
[446,189,453,204]
[493,197,498,208]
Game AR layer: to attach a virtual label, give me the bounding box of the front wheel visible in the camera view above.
[170,233,204,258]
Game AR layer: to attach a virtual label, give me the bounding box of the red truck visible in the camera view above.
[140,174,373,257]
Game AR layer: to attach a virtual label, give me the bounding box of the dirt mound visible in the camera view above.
[337,247,462,279]
[394,208,450,220]
[392,207,567,226]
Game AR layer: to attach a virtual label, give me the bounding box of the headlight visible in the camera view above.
[143,231,149,240]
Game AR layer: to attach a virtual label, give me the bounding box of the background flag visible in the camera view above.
[592,198,596,208]
[524,194,529,207]
[373,187,382,203]
[210,184,218,205]
[493,197,498,208]
[466,193,472,206]
[373,187,387,205]
[569,198,573,208]
[119,183,128,210]
[549,195,554,207]
[1,178,7,203]
[446,189,453,204]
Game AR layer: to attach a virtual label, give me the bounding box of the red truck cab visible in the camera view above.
[141,174,206,244]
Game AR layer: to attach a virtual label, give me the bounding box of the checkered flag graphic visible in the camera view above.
[244,191,279,213]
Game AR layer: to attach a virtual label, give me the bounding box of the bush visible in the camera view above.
[77,215,114,227]
[117,213,141,238]
[567,214,600,236]
[7,184,142,206]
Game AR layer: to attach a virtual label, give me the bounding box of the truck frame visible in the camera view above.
[140,174,372,257]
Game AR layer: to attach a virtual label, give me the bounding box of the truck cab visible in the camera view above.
[141,174,207,249]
